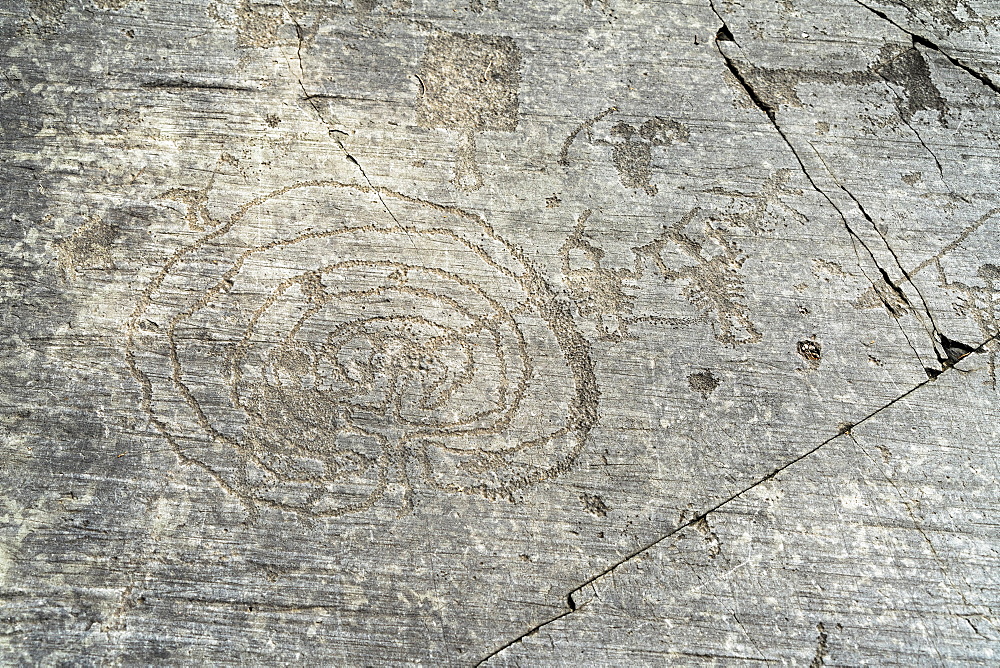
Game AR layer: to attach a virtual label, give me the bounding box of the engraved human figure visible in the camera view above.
[635,209,762,345]
[560,207,764,345]
[560,210,639,340]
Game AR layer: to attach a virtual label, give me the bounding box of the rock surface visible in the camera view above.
[1,0,998,664]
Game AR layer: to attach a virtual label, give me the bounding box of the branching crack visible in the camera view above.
[477,333,997,665]
[707,3,936,371]
[825,168,944,349]
[853,0,1000,96]
[477,7,996,658]
[808,147,980,373]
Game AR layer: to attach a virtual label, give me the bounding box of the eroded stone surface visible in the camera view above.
[1,0,998,664]
[489,354,1000,666]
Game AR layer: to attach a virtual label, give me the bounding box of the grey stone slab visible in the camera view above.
[487,353,1000,666]
[0,0,998,665]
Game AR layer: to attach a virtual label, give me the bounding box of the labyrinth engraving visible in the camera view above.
[126,183,598,516]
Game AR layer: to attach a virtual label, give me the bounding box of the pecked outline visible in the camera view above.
[125,181,599,516]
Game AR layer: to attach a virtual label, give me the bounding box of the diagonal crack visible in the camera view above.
[281,10,412,243]
[476,334,995,665]
[478,4,998,660]
[900,115,945,182]
[870,53,949,183]
[806,147,947,362]
[853,0,1000,96]
[834,178,943,348]
[707,1,937,372]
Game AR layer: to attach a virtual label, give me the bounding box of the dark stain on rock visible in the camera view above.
[741,65,874,110]
[469,0,499,11]
[55,217,120,279]
[417,32,521,132]
[692,516,722,558]
[688,370,720,397]
[739,44,947,127]
[853,278,907,318]
[810,621,829,668]
[417,31,521,190]
[611,132,655,195]
[27,0,68,21]
[581,493,609,517]
[874,44,948,126]
[978,263,1000,280]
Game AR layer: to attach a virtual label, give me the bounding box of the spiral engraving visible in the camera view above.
[127,183,598,516]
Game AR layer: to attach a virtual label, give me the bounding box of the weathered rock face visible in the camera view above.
[1,0,998,664]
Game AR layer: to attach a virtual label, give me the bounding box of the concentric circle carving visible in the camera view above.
[127,183,598,516]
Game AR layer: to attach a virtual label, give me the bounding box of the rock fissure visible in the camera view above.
[854,0,1000,96]
[477,331,998,664]
[709,6,939,371]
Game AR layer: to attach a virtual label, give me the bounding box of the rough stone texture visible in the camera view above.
[1,0,998,665]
